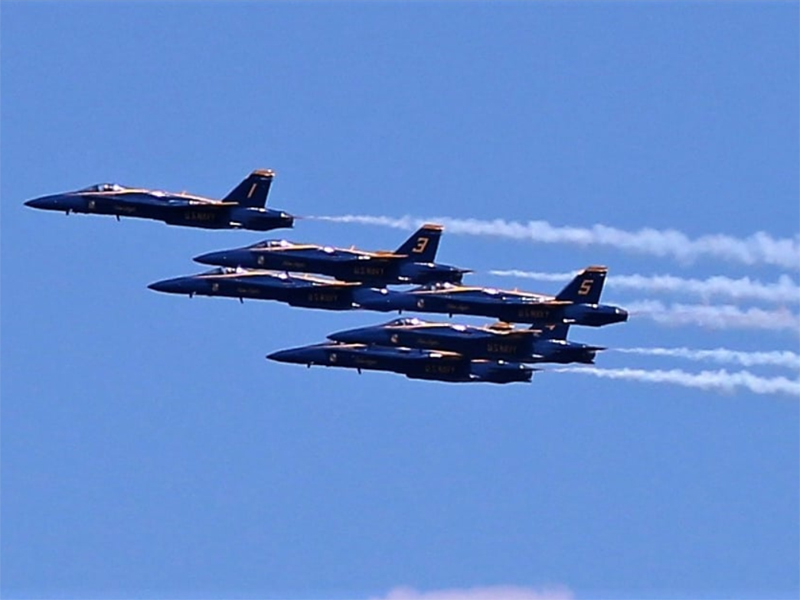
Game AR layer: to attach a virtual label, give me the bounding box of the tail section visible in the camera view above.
[222,169,275,208]
[555,266,607,304]
[394,224,443,262]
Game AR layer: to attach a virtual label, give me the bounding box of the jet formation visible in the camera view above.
[25,169,629,384]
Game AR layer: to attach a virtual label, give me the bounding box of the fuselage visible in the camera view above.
[267,343,533,384]
[148,268,391,311]
[194,241,466,285]
[355,284,628,327]
[328,318,603,363]
[24,184,293,232]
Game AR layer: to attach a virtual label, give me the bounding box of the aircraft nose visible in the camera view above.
[148,277,194,295]
[267,348,311,364]
[327,327,374,344]
[24,195,59,210]
[193,250,234,266]
[352,288,397,311]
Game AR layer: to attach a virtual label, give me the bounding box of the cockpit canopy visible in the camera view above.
[203,267,247,276]
[250,239,292,249]
[413,281,459,292]
[79,183,126,193]
[386,317,424,327]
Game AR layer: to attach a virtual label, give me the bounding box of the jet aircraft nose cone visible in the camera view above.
[148,278,192,295]
[267,348,309,364]
[327,328,370,344]
[352,288,397,311]
[327,331,354,344]
[193,250,233,266]
[24,196,56,209]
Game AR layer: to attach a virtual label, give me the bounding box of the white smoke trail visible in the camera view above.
[550,366,800,397]
[614,347,800,370]
[311,215,800,270]
[489,270,800,305]
[370,585,574,600]
[627,300,800,333]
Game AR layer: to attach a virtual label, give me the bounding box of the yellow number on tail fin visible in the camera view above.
[412,237,430,253]
[578,279,593,295]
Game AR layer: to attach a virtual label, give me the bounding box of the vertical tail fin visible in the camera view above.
[555,266,607,304]
[394,223,443,262]
[222,169,275,208]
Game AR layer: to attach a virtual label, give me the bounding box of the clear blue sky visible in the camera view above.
[2,2,798,599]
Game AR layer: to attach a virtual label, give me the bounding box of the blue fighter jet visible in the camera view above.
[148,267,391,311]
[24,169,294,232]
[267,343,533,384]
[353,265,628,327]
[193,223,469,286]
[328,318,605,364]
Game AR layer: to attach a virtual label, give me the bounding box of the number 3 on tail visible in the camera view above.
[412,237,429,253]
[578,279,593,295]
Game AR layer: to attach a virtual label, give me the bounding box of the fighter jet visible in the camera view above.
[24,169,294,232]
[328,318,604,364]
[267,342,533,384]
[193,224,469,286]
[147,267,392,311]
[354,265,628,327]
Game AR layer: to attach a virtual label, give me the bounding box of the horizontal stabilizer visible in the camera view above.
[534,323,570,340]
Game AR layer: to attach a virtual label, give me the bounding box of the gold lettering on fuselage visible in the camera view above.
[114,205,137,214]
[236,286,261,295]
[307,292,340,303]
[282,260,307,269]
[487,343,519,354]
[425,363,457,375]
[184,211,216,221]
[354,266,386,276]
[516,308,552,319]
[445,303,470,311]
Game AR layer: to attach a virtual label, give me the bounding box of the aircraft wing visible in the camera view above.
[349,250,409,261]
[292,274,365,287]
